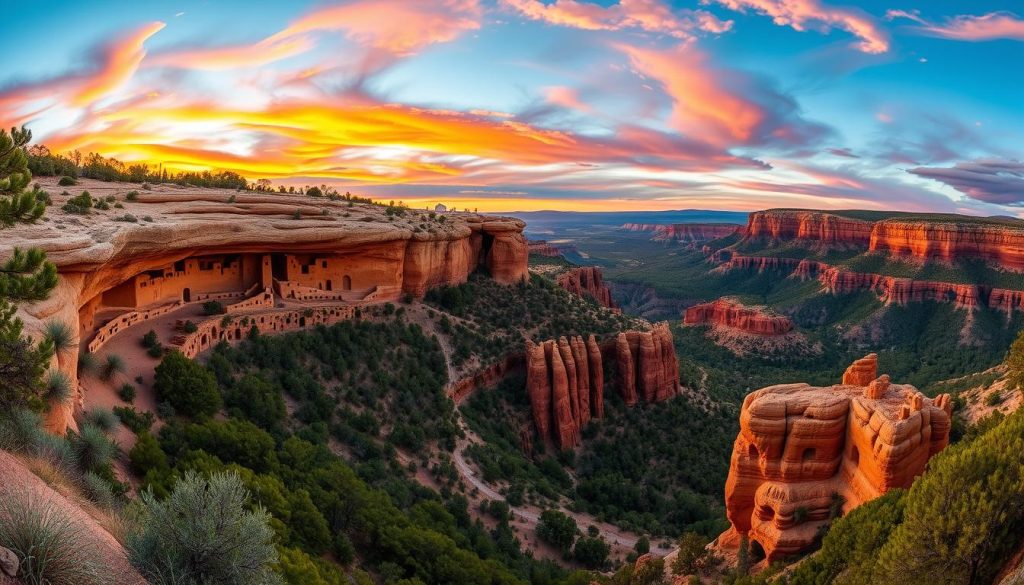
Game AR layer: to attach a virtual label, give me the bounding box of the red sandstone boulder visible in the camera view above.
[842,353,877,386]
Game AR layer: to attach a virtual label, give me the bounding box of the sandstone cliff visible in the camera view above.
[743,209,1024,272]
[6,179,529,432]
[557,266,617,310]
[719,354,951,561]
[622,223,742,243]
[525,324,679,447]
[527,239,576,257]
[684,299,793,335]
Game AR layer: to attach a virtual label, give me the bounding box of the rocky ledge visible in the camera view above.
[683,298,793,335]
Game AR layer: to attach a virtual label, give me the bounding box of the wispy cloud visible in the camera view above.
[887,9,1024,42]
[711,0,889,53]
[502,0,732,39]
[909,159,1024,205]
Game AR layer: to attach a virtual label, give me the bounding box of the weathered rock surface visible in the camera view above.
[4,179,529,432]
[743,209,1024,271]
[841,353,877,386]
[525,325,680,446]
[684,299,793,335]
[720,355,951,561]
[622,223,742,243]
[528,239,575,257]
[557,266,617,309]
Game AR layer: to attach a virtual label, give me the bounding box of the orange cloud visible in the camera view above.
[0,21,164,124]
[712,0,888,53]
[270,0,482,56]
[887,10,1024,41]
[618,43,763,145]
[503,0,732,38]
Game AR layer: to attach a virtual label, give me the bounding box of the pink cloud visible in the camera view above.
[0,21,164,124]
[503,0,732,39]
[712,0,889,53]
[887,10,1024,41]
[544,86,592,113]
[617,42,829,148]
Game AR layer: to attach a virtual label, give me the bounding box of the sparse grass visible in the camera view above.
[44,370,73,402]
[78,352,98,375]
[85,408,119,432]
[100,354,126,381]
[43,320,75,355]
[0,488,112,585]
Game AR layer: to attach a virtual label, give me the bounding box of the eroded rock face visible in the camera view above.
[721,354,951,561]
[525,325,680,447]
[684,299,793,335]
[4,183,529,432]
[557,267,617,309]
[745,210,874,248]
[841,353,877,386]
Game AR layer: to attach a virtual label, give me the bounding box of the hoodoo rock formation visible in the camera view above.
[621,223,742,243]
[720,354,952,561]
[684,299,793,335]
[5,181,529,432]
[556,266,617,309]
[743,209,1024,272]
[525,324,680,446]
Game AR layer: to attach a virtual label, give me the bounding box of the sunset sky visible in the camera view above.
[2,0,1022,213]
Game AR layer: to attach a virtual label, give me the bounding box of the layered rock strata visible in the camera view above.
[720,354,951,561]
[718,253,1024,312]
[743,209,1024,271]
[556,266,617,309]
[5,180,529,431]
[684,299,793,335]
[526,324,679,447]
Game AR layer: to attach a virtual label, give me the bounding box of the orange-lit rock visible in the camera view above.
[720,255,803,273]
[684,299,793,335]
[4,181,529,432]
[527,240,562,257]
[744,210,874,248]
[870,220,1024,271]
[841,353,877,386]
[524,325,679,446]
[721,355,951,561]
[557,266,616,309]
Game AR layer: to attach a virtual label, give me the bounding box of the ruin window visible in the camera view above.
[342,275,352,290]
[802,448,816,462]
[321,261,327,268]
[301,265,309,275]
[326,280,333,291]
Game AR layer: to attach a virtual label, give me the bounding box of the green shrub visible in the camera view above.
[573,536,610,568]
[125,190,139,201]
[154,350,221,419]
[202,300,226,315]
[44,370,73,402]
[128,431,167,475]
[146,344,164,358]
[57,176,76,186]
[537,509,577,553]
[0,488,112,584]
[114,406,154,434]
[70,423,116,472]
[127,471,281,585]
[182,320,198,333]
[118,383,137,403]
[43,320,74,354]
[78,351,98,375]
[100,354,126,381]
[85,408,118,432]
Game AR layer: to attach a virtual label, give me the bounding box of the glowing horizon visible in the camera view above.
[2,0,1022,214]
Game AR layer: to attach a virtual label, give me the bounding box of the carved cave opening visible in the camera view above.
[802,447,816,462]
[749,540,766,563]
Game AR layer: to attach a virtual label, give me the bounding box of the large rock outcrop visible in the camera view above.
[743,209,1024,272]
[720,354,951,561]
[4,179,529,432]
[684,299,793,335]
[557,266,617,309]
[526,324,680,447]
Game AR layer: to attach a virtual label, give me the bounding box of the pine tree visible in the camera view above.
[0,126,57,407]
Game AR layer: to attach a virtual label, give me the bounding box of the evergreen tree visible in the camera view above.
[0,127,57,407]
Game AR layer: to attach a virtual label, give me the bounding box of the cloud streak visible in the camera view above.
[502,0,732,38]
[711,0,889,53]
[887,10,1024,42]
[909,159,1024,205]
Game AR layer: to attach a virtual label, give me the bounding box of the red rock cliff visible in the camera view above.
[557,266,617,309]
[870,220,1024,270]
[744,210,874,247]
[720,355,951,561]
[684,299,793,335]
[525,325,680,446]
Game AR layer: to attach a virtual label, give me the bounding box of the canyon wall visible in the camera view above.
[720,354,951,561]
[525,324,679,447]
[5,186,529,432]
[743,209,1024,271]
[622,223,742,243]
[683,299,793,335]
[557,266,617,310]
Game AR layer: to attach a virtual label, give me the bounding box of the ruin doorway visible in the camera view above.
[326,280,333,291]
[183,288,191,302]
[342,275,352,290]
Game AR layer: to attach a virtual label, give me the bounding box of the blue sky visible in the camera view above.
[1,0,1021,213]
